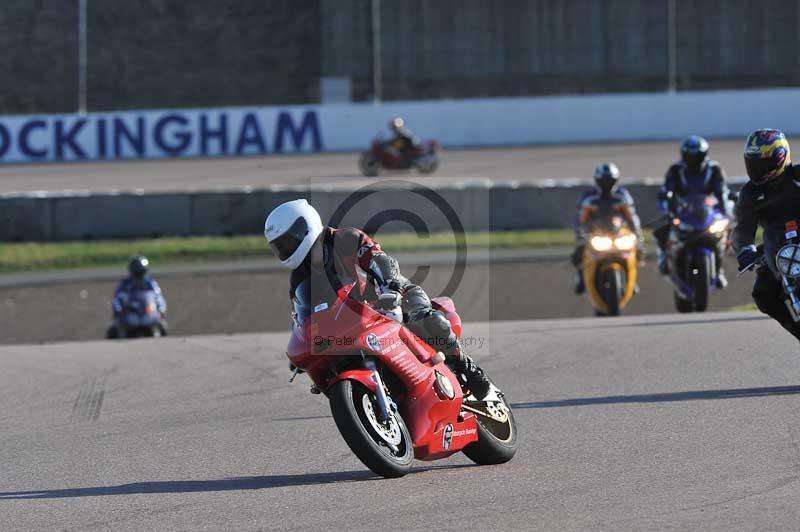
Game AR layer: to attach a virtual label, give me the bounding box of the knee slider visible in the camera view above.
[424,311,452,336]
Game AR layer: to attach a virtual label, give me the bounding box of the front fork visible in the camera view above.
[364,358,397,422]
[782,276,800,322]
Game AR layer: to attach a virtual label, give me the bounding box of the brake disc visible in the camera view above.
[362,394,402,446]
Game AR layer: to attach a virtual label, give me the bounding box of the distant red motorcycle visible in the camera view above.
[286,280,517,478]
[358,138,441,177]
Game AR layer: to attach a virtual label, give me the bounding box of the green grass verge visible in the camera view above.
[0,229,583,274]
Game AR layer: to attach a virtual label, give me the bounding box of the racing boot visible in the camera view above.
[446,341,491,400]
[715,269,728,289]
[574,271,585,295]
[656,248,669,275]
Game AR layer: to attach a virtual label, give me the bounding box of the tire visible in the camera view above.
[358,152,380,177]
[415,152,440,174]
[602,268,623,317]
[674,291,694,313]
[462,389,518,465]
[329,379,413,478]
[105,326,119,340]
[691,254,711,312]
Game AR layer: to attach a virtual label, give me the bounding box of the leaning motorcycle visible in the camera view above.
[740,221,800,321]
[358,138,440,177]
[663,193,731,313]
[286,279,517,478]
[581,216,640,316]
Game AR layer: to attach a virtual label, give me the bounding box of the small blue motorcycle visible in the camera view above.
[664,194,731,312]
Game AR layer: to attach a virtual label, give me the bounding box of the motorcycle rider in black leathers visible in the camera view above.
[571,163,644,294]
[264,199,491,399]
[735,129,800,341]
[654,135,732,286]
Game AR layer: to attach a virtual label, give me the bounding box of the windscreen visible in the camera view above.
[291,277,343,327]
[682,194,716,224]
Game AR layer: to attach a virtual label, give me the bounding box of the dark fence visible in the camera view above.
[1,0,798,113]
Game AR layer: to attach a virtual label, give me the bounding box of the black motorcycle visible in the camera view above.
[739,221,800,322]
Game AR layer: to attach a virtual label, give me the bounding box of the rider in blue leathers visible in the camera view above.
[653,135,732,285]
[107,256,167,338]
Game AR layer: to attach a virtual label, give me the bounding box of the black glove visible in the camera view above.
[374,290,402,311]
[737,245,759,272]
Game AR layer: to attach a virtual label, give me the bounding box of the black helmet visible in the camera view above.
[128,256,149,280]
[593,162,620,196]
[680,135,709,172]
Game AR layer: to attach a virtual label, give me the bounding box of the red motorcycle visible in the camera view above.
[358,138,441,177]
[286,280,517,478]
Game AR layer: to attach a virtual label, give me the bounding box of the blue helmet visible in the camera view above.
[680,135,709,171]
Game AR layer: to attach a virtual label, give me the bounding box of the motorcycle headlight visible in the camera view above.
[590,235,613,251]
[708,218,730,234]
[614,234,638,251]
[776,244,800,278]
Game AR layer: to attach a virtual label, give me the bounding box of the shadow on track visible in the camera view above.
[0,464,474,500]
[512,384,800,409]
[519,315,768,334]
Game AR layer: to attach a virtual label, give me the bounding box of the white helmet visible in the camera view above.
[264,199,324,270]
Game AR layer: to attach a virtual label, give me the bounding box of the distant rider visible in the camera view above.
[571,163,644,294]
[107,256,167,338]
[264,199,491,399]
[384,117,419,164]
[735,129,800,341]
[653,135,732,285]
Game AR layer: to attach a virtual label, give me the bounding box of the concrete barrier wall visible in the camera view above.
[1,181,688,242]
[2,88,800,163]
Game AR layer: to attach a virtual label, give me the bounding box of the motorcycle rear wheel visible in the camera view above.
[415,153,440,174]
[462,385,518,465]
[329,379,413,478]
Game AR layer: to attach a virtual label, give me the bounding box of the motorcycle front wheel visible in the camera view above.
[329,379,413,478]
[691,254,711,312]
[601,268,624,317]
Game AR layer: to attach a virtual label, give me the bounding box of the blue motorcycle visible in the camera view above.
[664,194,731,312]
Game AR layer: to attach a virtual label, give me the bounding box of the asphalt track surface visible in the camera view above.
[5,311,800,531]
[0,139,748,194]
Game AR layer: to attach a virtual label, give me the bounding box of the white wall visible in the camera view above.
[0,87,798,163]
[320,87,800,149]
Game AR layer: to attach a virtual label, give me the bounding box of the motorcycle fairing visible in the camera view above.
[285,285,478,459]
